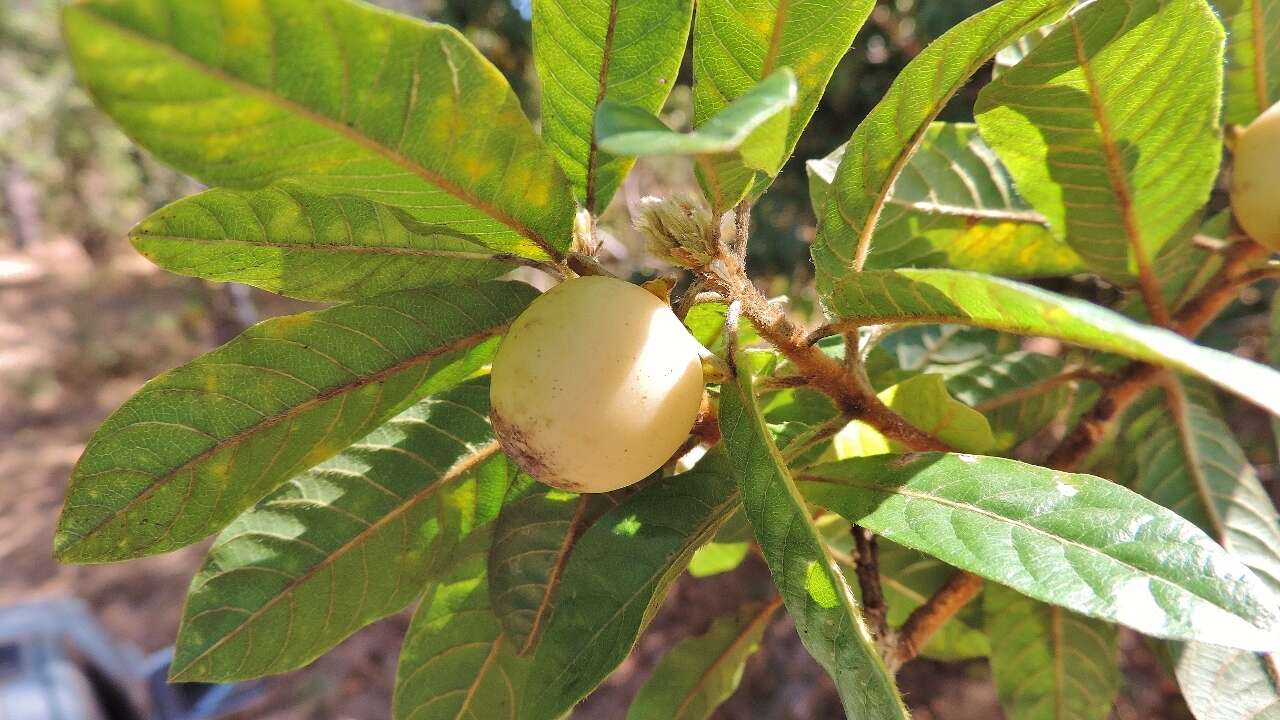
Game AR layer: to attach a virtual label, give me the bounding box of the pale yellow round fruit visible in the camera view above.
[1232,101,1280,249]
[490,276,705,492]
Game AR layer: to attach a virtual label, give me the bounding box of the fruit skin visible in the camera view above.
[490,276,705,493]
[1232,101,1280,249]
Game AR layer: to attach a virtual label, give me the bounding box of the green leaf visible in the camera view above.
[946,352,1083,452]
[64,0,575,263]
[811,0,1073,283]
[1119,378,1280,719]
[806,123,1083,277]
[688,510,753,578]
[692,0,875,206]
[488,485,603,655]
[131,184,526,302]
[1169,641,1280,720]
[834,373,996,457]
[993,26,1055,78]
[171,379,511,681]
[596,70,797,211]
[521,451,740,720]
[820,517,989,660]
[822,269,1280,418]
[975,0,1224,282]
[879,325,1009,376]
[533,0,693,213]
[718,358,909,719]
[1209,0,1280,125]
[798,452,1280,650]
[1122,379,1280,594]
[393,528,529,720]
[57,281,536,562]
[985,584,1121,720]
[683,301,762,354]
[627,601,778,720]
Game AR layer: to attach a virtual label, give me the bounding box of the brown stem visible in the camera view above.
[757,374,812,392]
[891,571,984,670]
[1045,240,1270,470]
[566,251,617,279]
[732,200,753,257]
[707,254,948,452]
[853,525,889,641]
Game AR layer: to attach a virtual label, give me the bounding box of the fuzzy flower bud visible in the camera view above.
[634,195,717,270]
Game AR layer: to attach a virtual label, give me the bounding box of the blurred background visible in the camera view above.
[0,0,1252,717]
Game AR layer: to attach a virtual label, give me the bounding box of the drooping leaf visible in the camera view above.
[806,123,1083,277]
[833,373,996,457]
[975,0,1224,282]
[946,351,1084,451]
[1120,378,1280,719]
[1209,0,1280,125]
[596,70,797,211]
[488,485,604,655]
[533,0,693,212]
[822,269,1280,417]
[799,452,1280,650]
[819,516,989,660]
[691,0,875,205]
[64,0,575,263]
[393,528,529,720]
[627,600,778,720]
[131,184,528,301]
[521,451,740,720]
[1123,379,1280,594]
[171,379,511,681]
[811,0,1073,284]
[57,281,536,562]
[718,357,909,719]
[985,583,1121,720]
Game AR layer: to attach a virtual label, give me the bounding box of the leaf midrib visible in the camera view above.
[171,440,503,680]
[1252,0,1270,112]
[532,491,740,706]
[584,0,621,213]
[134,231,519,262]
[670,598,780,720]
[1067,11,1165,317]
[797,471,1266,626]
[76,7,562,262]
[519,496,592,656]
[1161,379,1228,543]
[63,322,508,557]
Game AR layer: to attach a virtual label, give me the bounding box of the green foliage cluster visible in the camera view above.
[55,0,1280,718]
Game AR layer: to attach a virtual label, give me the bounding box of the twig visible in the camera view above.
[566,251,617,279]
[853,525,890,641]
[890,571,983,671]
[732,200,752,257]
[1046,240,1269,470]
[675,281,717,320]
[757,374,812,392]
[702,248,948,452]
